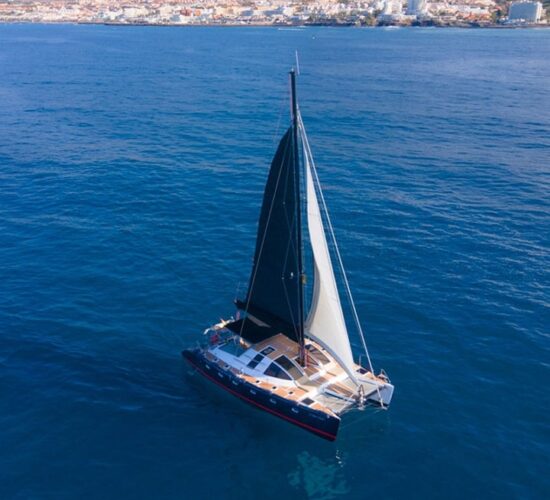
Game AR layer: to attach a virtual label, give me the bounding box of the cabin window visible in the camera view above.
[264,362,291,380]
[305,344,330,365]
[275,355,302,379]
[260,346,275,356]
[247,353,264,369]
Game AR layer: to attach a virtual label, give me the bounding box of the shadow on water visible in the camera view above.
[181,360,390,499]
[287,450,350,500]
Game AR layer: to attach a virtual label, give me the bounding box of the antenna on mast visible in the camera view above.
[295,50,301,75]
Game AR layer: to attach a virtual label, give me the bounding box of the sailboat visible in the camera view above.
[182,70,394,441]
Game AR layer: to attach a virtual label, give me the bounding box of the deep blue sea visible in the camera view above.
[0,23,549,499]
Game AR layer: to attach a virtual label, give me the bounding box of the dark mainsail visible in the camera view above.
[234,125,302,343]
[231,70,305,351]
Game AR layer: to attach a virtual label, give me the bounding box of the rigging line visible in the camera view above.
[280,148,301,281]
[271,104,303,346]
[298,115,375,375]
[238,129,292,338]
[281,144,299,271]
[304,122,377,379]
[299,130,312,319]
[338,406,385,430]
[281,198,301,340]
[279,151,301,341]
[293,101,307,355]
[288,69,305,357]
[281,272,300,340]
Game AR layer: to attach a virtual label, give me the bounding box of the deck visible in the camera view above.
[209,332,377,416]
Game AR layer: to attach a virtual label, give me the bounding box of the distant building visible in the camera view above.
[382,0,403,15]
[508,2,543,22]
[407,0,427,15]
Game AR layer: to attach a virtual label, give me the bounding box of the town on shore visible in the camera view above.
[0,0,548,28]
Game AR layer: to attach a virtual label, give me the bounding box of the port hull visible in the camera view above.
[182,348,340,441]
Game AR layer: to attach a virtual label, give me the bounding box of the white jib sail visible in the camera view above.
[304,147,358,383]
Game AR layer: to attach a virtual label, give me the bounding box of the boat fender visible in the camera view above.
[358,385,366,406]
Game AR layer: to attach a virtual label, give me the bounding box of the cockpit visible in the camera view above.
[245,349,304,381]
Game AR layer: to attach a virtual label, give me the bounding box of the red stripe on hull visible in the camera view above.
[184,354,337,441]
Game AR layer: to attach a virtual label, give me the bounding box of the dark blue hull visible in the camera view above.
[182,349,340,441]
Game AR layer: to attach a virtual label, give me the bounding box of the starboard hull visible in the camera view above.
[182,348,340,441]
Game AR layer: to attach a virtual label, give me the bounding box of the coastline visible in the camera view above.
[0,19,548,29]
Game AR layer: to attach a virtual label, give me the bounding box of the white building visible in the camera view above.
[382,0,403,15]
[508,2,543,22]
[407,0,427,15]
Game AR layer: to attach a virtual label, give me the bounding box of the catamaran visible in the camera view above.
[182,70,394,441]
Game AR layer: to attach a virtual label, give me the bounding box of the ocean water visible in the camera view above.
[0,23,548,499]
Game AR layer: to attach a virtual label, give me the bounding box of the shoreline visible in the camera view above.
[0,19,548,29]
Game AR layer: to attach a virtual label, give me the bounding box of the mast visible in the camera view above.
[232,71,306,351]
[290,69,306,366]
